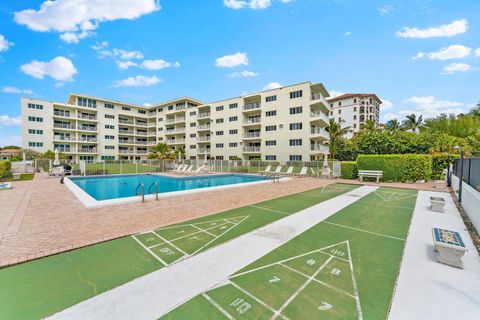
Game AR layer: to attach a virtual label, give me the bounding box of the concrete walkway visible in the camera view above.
[389,191,480,319]
[49,186,378,320]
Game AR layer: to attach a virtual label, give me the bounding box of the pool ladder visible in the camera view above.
[136,181,159,202]
[265,172,280,183]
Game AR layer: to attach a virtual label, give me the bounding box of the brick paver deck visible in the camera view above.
[0,175,446,268]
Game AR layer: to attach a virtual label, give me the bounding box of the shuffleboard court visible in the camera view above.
[162,187,417,320]
[0,183,357,320]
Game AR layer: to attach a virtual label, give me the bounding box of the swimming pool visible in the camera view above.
[67,174,269,206]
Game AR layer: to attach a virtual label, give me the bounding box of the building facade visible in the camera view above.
[327,94,382,138]
[21,81,331,162]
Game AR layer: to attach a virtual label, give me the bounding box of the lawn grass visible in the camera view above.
[0,183,358,320]
[162,187,417,320]
[0,173,35,182]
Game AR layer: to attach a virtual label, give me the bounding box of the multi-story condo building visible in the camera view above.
[21,81,331,162]
[327,93,382,138]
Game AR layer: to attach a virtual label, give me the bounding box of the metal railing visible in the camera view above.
[148,181,159,201]
[311,93,323,101]
[453,157,480,190]
[243,118,261,125]
[244,132,260,138]
[243,102,261,111]
[197,124,211,130]
[135,182,145,202]
[54,123,75,129]
[197,112,211,119]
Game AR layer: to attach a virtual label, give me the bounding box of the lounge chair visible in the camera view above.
[49,166,64,176]
[260,165,272,175]
[273,165,282,174]
[321,167,332,179]
[180,165,194,175]
[190,166,204,175]
[169,164,185,173]
[282,166,294,176]
[296,167,308,177]
[310,168,317,177]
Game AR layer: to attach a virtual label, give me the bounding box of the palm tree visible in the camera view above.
[148,143,173,160]
[326,118,352,159]
[360,119,377,131]
[385,119,401,131]
[174,146,186,161]
[402,114,423,132]
[469,102,480,117]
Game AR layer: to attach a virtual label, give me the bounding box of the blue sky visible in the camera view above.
[0,0,479,146]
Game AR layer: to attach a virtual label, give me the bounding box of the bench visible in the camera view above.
[432,228,467,269]
[358,170,383,182]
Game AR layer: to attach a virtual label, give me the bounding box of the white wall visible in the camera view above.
[452,174,480,235]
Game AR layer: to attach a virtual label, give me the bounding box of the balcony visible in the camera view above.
[136,150,148,154]
[118,130,134,135]
[310,128,329,141]
[242,118,261,126]
[310,93,329,113]
[53,123,75,130]
[165,127,186,134]
[53,136,74,142]
[119,119,134,125]
[309,111,329,127]
[119,150,135,154]
[197,124,211,131]
[243,146,261,153]
[243,102,261,112]
[135,122,148,127]
[53,111,73,118]
[197,136,211,142]
[197,112,211,120]
[136,131,147,136]
[55,148,74,153]
[166,139,186,144]
[197,148,211,154]
[77,126,97,132]
[78,114,97,121]
[78,148,97,154]
[310,144,329,153]
[78,137,97,143]
[165,117,186,124]
[243,132,261,139]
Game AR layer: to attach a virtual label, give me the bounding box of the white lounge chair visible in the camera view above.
[273,165,282,174]
[260,165,272,175]
[283,166,294,176]
[190,166,204,175]
[49,166,65,176]
[310,168,317,177]
[296,167,308,177]
[180,165,193,175]
[169,164,185,173]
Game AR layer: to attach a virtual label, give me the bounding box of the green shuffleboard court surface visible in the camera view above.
[162,187,417,320]
[0,183,357,320]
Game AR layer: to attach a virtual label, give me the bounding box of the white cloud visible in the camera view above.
[475,48,480,57]
[143,103,152,107]
[378,5,394,15]
[99,48,144,60]
[140,59,180,70]
[14,0,160,43]
[54,82,64,88]
[344,31,352,36]
[2,87,33,94]
[21,56,77,81]
[215,52,249,68]
[263,82,282,91]
[414,45,471,60]
[381,99,394,110]
[224,0,272,9]
[117,61,138,70]
[0,34,14,52]
[91,41,108,51]
[403,96,465,118]
[328,90,344,98]
[0,115,21,126]
[229,70,258,78]
[443,62,471,75]
[113,75,161,87]
[397,19,467,38]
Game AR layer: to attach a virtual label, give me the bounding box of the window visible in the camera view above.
[158,128,163,131]
[338,109,341,114]
[229,142,238,147]
[290,90,303,99]
[216,105,224,111]
[353,115,357,120]
[229,116,238,122]
[265,95,277,102]
[105,146,115,150]
[265,140,276,146]
[78,98,96,108]
[138,110,146,114]
[105,103,114,109]
[27,103,43,110]
[353,98,357,103]
[229,129,238,134]
[190,145,196,149]
[290,106,303,114]
[158,108,163,112]
[28,129,43,135]
[105,114,115,119]
[190,122,196,127]
[216,143,224,148]
[216,118,224,124]
[216,131,224,136]
[266,155,277,161]
[330,111,333,116]
[229,103,238,109]
[330,103,333,108]
[265,110,277,117]
[338,101,342,106]
[168,105,174,110]
[101,156,115,160]
[353,107,357,112]
[289,155,302,161]
[353,123,357,128]
[158,118,163,122]
[190,133,196,138]
[216,156,224,160]
[289,123,302,130]
[28,116,43,122]
[190,111,196,116]
[105,125,115,129]
[265,125,277,131]
[122,106,131,111]
[289,139,302,146]
[105,135,115,140]
[28,142,43,147]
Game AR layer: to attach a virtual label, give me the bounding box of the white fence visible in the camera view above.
[452,174,480,234]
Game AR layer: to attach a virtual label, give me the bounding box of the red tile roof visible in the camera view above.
[0,149,21,153]
[326,93,382,104]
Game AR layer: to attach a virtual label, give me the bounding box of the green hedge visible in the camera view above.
[431,153,459,179]
[0,161,11,178]
[357,154,432,182]
[341,161,357,179]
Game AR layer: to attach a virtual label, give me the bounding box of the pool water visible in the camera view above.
[70,174,268,201]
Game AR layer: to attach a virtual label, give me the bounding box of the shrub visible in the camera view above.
[0,161,12,178]
[431,153,459,179]
[356,154,432,182]
[340,162,357,179]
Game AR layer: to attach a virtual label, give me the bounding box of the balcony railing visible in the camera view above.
[119,119,134,125]
[197,148,211,154]
[55,148,73,153]
[243,118,261,125]
[197,136,211,142]
[166,139,186,144]
[119,150,134,154]
[165,117,186,124]
[243,102,261,111]
[53,111,72,118]
[243,132,261,138]
[53,123,75,130]
[78,114,97,120]
[310,111,327,118]
[53,136,74,141]
[78,148,97,153]
[310,128,327,135]
[77,126,97,131]
[311,93,323,101]
[136,131,147,136]
[78,137,97,142]
[197,112,211,119]
[310,145,329,152]
[165,128,186,134]
[243,146,261,153]
[136,150,148,154]
[119,130,134,135]
[136,122,148,127]
[197,124,211,130]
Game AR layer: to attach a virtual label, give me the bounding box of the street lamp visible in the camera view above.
[454,145,464,203]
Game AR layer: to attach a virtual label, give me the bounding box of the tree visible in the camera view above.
[469,102,480,117]
[148,143,174,160]
[385,119,401,131]
[360,119,377,132]
[0,145,21,150]
[326,119,352,159]
[174,146,186,161]
[40,150,67,160]
[402,114,423,132]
